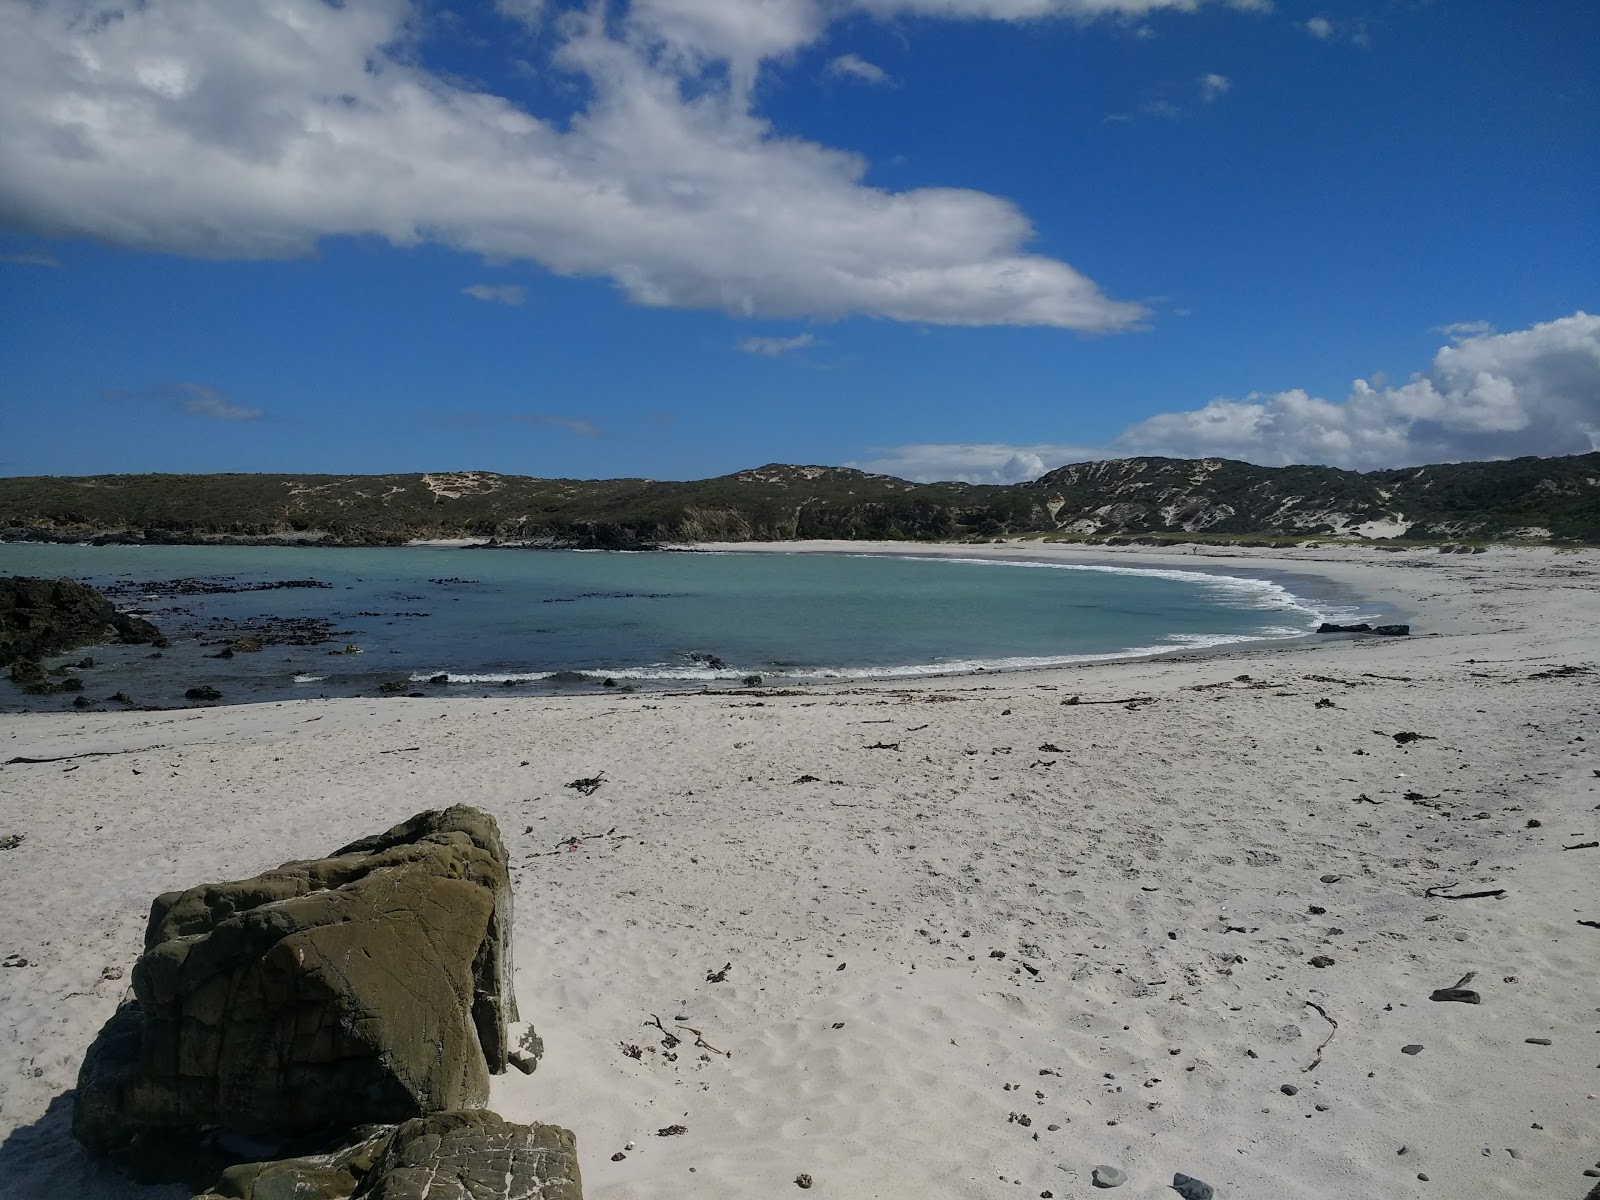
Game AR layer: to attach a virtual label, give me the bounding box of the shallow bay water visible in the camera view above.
[0,543,1376,710]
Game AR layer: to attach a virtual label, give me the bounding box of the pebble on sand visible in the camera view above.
[1091,1164,1127,1188]
[1172,1172,1215,1200]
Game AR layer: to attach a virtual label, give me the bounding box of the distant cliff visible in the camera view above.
[0,453,1595,548]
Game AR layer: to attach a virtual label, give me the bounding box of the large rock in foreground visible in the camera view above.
[73,806,521,1174]
[195,1112,581,1200]
[0,575,163,667]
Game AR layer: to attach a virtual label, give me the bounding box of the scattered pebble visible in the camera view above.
[795,1173,814,1189]
[1309,955,1335,968]
[1402,1044,1424,1055]
[611,1152,626,1162]
[1091,1165,1127,1188]
[1280,1084,1299,1096]
[1525,1038,1552,1046]
[1172,1172,1214,1200]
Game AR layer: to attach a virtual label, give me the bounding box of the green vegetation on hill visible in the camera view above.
[0,454,1595,547]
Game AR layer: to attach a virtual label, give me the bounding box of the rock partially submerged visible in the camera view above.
[73,806,523,1179]
[1,576,164,692]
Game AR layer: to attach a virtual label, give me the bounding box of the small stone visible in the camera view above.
[1402,1044,1424,1055]
[795,1173,814,1189]
[100,965,123,981]
[1524,1038,1552,1045]
[1320,874,1342,884]
[1091,1165,1127,1188]
[1585,1169,1600,1178]
[611,1152,626,1161]
[1314,1104,1329,1112]
[1418,1173,1429,1181]
[1308,905,1326,915]
[1309,955,1335,968]
[1046,1124,1061,1131]
[1172,1173,1214,1200]
[1280,1084,1299,1096]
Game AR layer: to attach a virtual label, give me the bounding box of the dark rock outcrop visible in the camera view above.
[72,806,522,1178]
[0,576,165,686]
[193,1112,581,1200]
[1373,624,1411,636]
[184,685,223,701]
[1316,622,1371,633]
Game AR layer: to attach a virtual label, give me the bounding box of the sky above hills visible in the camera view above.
[1,0,1596,483]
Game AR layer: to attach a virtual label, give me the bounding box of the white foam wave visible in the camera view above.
[292,674,326,683]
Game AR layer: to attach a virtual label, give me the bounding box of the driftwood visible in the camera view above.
[3,745,165,766]
[1302,1000,1338,1073]
[1424,883,1505,900]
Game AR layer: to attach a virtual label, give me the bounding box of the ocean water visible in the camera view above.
[0,544,1377,710]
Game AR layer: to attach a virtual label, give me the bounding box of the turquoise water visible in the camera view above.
[0,544,1374,709]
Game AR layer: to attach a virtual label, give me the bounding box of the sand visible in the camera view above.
[0,540,1596,1199]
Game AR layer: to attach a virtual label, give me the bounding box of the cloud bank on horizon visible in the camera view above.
[0,0,1191,332]
[856,312,1600,482]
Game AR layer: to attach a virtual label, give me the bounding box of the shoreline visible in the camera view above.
[1,540,1454,713]
[1,542,1596,1197]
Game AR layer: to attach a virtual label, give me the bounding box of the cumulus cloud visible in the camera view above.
[108,382,263,421]
[1115,312,1600,468]
[828,53,891,85]
[1305,16,1333,38]
[463,283,527,306]
[737,332,816,356]
[0,0,1165,332]
[1198,72,1231,101]
[851,442,1100,483]
[855,313,1600,479]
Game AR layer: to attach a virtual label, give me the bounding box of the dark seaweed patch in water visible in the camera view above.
[186,615,348,647]
[542,592,676,603]
[100,577,330,598]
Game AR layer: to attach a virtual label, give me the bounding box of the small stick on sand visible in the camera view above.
[1303,1001,1338,1073]
[3,745,166,766]
[1424,883,1506,900]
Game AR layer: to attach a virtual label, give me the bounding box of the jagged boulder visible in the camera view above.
[0,575,164,667]
[73,806,523,1178]
[194,1113,581,1200]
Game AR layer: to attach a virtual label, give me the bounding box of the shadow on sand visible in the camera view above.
[0,1093,183,1200]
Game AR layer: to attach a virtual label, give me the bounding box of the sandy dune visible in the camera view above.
[1,542,1596,1199]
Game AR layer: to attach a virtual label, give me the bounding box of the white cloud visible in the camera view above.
[856,313,1600,477]
[1305,16,1333,38]
[1198,72,1231,101]
[828,53,891,85]
[108,382,263,421]
[1115,312,1600,468]
[1437,320,1492,342]
[0,0,1151,333]
[737,332,817,355]
[495,0,546,30]
[463,283,527,306]
[851,442,1100,483]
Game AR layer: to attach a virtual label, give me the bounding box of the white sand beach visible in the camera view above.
[1,541,1596,1199]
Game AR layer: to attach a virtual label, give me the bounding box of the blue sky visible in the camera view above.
[1,0,1596,482]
